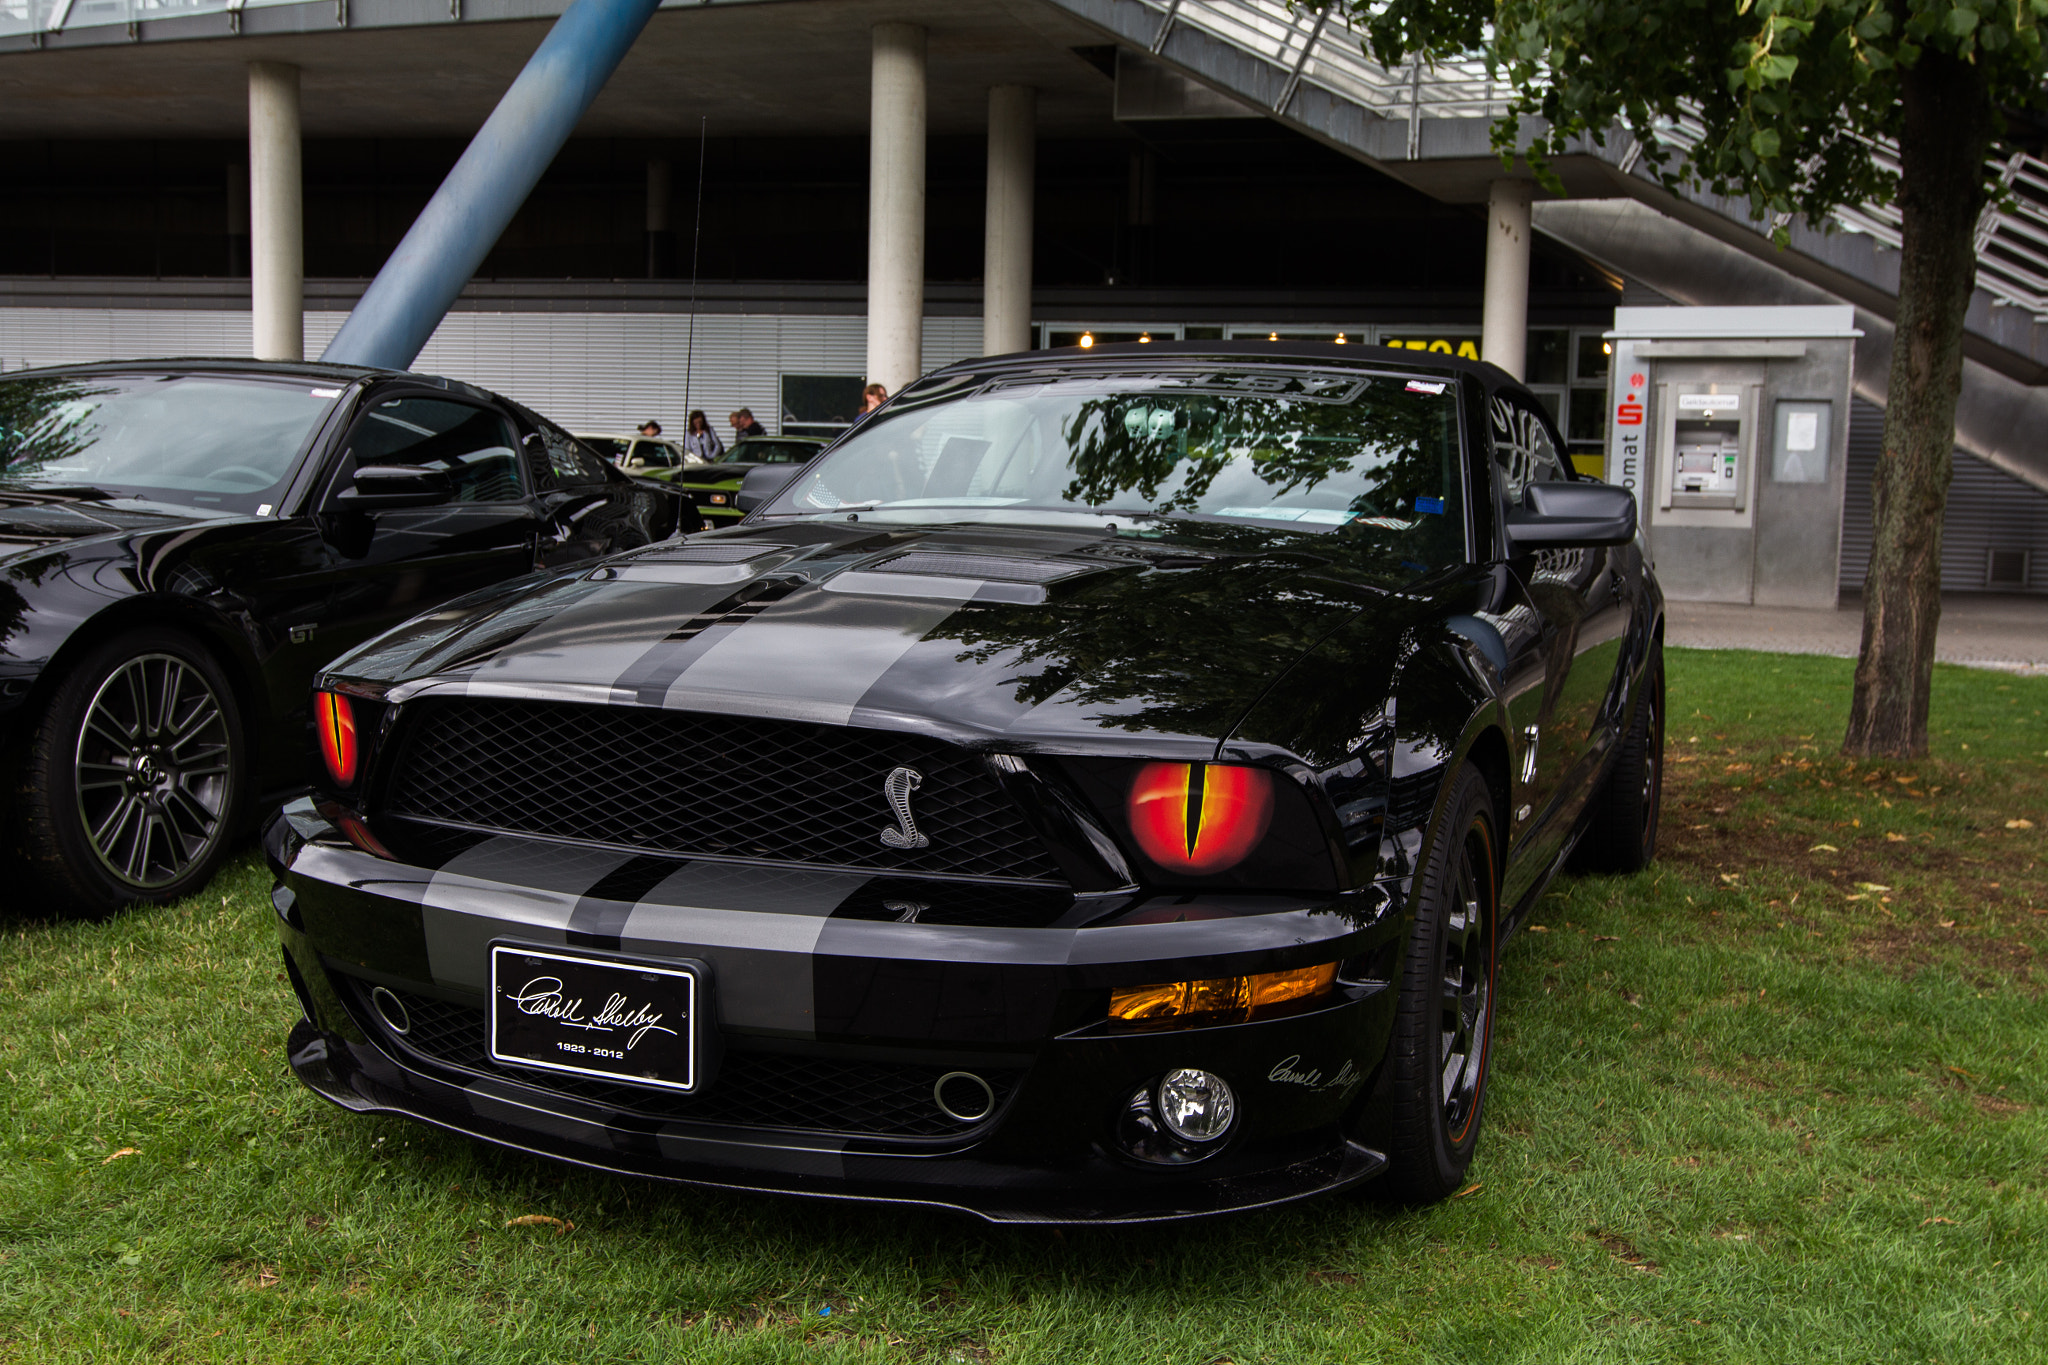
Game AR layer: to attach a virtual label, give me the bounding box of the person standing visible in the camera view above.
[638,419,663,438]
[729,408,767,441]
[851,384,888,425]
[682,409,724,463]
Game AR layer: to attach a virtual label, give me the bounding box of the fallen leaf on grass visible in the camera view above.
[1454,1182,1483,1198]
[254,1266,280,1289]
[1809,843,1838,853]
[2007,819,2035,830]
[1885,832,1907,842]
[1948,1065,1975,1077]
[1719,873,1740,883]
[1528,924,1550,933]
[1856,883,1891,893]
[1593,934,1622,942]
[1920,1217,1957,1227]
[505,1215,574,1235]
[101,1148,140,1165]
[1939,919,1957,929]
[1844,894,1866,901]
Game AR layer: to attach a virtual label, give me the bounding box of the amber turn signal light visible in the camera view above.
[315,691,358,787]
[1108,962,1338,1026]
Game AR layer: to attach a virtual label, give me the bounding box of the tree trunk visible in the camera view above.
[1842,50,1991,759]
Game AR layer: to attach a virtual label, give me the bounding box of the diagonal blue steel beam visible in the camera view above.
[321,0,664,370]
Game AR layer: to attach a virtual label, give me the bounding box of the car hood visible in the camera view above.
[0,485,232,555]
[332,518,1433,755]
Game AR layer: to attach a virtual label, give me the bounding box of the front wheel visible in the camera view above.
[17,628,246,916]
[1374,765,1500,1204]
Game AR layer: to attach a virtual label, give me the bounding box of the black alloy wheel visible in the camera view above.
[1375,765,1500,1204]
[1569,643,1665,875]
[17,628,246,916]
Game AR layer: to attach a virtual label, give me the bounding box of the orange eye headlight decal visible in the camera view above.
[315,691,358,787]
[1127,762,1275,874]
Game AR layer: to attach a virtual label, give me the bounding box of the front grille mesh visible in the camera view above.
[384,699,1062,882]
[361,982,1021,1140]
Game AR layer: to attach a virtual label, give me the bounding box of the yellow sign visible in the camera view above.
[1380,337,1481,361]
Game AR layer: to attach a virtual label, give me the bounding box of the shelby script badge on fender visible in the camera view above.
[488,945,702,1092]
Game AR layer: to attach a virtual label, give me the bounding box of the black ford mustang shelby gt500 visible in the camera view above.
[267,342,1665,1223]
[0,360,693,914]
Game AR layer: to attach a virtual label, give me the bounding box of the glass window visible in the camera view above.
[761,363,1467,571]
[0,372,339,513]
[348,397,524,502]
[781,374,863,439]
[731,440,820,465]
[1574,332,1612,383]
[1525,330,1570,386]
[583,436,634,463]
[1490,393,1568,506]
[527,423,609,487]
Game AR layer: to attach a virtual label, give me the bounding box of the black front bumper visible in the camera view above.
[270,803,1404,1224]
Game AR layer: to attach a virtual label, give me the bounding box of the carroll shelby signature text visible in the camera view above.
[1268,1054,1364,1094]
[508,977,678,1049]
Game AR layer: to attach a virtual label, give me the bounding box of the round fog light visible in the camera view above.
[1156,1068,1235,1143]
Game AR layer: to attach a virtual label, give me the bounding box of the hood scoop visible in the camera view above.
[869,551,1093,584]
[823,549,1113,605]
[599,539,800,585]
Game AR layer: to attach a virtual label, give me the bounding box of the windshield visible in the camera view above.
[0,372,341,513]
[761,364,1464,559]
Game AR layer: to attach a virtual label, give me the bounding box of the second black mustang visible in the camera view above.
[268,342,1665,1223]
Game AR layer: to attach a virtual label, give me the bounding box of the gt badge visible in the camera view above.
[879,766,929,849]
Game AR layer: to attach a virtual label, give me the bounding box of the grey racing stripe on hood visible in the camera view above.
[465,578,747,692]
[423,838,632,991]
[657,583,970,726]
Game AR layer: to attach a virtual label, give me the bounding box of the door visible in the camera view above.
[1491,390,1632,907]
[312,391,542,661]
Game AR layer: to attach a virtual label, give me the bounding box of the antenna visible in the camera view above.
[683,115,707,426]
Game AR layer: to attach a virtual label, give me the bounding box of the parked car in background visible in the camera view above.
[649,434,825,526]
[268,342,1663,1223]
[577,433,700,476]
[0,359,693,914]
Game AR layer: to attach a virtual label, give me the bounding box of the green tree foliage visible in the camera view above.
[1339,0,2048,757]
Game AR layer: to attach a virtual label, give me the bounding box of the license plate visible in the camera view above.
[489,944,702,1092]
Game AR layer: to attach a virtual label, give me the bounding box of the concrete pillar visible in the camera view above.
[248,61,303,362]
[646,155,675,278]
[983,85,1035,357]
[1481,179,1532,382]
[867,22,926,394]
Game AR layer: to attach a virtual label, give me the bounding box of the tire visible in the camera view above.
[1375,765,1500,1205]
[1569,644,1665,876]
[17,628,246,916]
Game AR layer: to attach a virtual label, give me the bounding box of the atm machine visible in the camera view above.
[1605,306,1858,607]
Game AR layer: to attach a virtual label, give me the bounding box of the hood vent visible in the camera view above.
[870,552,1091,584]
[634,541,795,564]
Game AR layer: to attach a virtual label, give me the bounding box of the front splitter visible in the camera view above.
[287,1020,1387,1225]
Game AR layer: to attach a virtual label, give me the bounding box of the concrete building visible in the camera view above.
[3,0,2046,597]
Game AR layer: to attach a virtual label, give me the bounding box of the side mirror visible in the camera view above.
[735,463,802,513]
[333,464,455,512]
[1504,482,1637,550]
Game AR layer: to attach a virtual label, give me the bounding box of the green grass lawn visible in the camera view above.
[2,650,2043,1364]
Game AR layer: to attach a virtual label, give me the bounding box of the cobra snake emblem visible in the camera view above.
[878,766,929,849]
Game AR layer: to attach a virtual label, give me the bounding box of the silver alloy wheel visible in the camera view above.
[73,652,234,888]
[1438,821,1495,1142]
